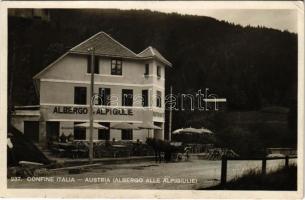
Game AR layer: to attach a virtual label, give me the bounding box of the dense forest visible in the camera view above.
[8,9,298,150]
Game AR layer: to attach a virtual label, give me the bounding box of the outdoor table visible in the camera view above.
[111,145,130,157]
[57,143,75,150]
[112,145,127,148]
[54,142,80,158]
[57,142,73,146]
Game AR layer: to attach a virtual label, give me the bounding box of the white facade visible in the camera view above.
[11,32,172,145]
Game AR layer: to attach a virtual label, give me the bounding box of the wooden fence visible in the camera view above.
[220,155,297,185]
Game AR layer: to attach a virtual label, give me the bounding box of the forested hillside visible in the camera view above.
[8,9,297,108]
[8,9,297,134]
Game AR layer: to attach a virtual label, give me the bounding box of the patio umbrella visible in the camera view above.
[172,127,213,144]
[180,127,202,134]
[172,128,184,134]
[110,122,139,130]
[198,127,213,135]
[137,122,161,138]
[75,122,108,129]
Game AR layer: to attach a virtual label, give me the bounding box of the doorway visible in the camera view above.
[24,121,39,142]
[46,121,60,142]
[153,122,163,140]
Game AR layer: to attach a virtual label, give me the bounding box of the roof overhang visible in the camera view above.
[33,32,173,79]
[70,51,172,67]
[12,110,40,117]
[33,52,69,79]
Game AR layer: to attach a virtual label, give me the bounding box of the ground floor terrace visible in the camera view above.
[11,105,165,146]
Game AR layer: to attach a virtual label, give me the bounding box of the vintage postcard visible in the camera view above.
[0,1,304,199]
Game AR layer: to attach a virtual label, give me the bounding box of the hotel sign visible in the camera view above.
[153,111,164,118]
[53,106,133,116]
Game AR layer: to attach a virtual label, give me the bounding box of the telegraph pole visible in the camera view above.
[168,85,173,141]
[88,47,95,163]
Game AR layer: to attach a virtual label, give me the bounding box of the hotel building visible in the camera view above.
[11,32,172,145]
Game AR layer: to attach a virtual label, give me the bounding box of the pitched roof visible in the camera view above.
[70,32,138,58]
[34,31,172,79]
[69,32,172,66]
[137,46,172,67]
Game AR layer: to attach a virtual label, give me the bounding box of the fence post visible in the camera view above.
[285,156,289,168]
[262,157,267,175]
[221,155,227,185]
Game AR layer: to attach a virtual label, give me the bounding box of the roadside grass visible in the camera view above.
[201,164,297,190]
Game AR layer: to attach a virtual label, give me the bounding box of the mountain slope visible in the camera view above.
[8,9,297,111]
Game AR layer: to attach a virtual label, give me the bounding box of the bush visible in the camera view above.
[215,126,265,158]
[202,164,297,190]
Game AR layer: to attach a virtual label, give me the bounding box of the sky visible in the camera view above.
[154,9,298,33]
[23,2,300,33]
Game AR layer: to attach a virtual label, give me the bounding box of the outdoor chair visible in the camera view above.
[51,147,66,157]
[70,149,79,159]
[102,150,115,157]
[72,141,89,158]
[93,143,106,158]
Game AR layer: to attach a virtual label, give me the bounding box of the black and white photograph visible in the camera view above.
[1,1,304,198]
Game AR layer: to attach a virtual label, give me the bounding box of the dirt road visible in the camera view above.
[8,158,296,189]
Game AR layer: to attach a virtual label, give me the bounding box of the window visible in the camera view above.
[98,88,111,106]
[121,129,133,140]
[142,90,148,107]
[111,59,122,75]
[157,66,161,78]
[74,87,87,105]
[122,89,133,106]
[74,122,86,140]
[144,64,149,75]
[98,122,110,140]
[157,91,162,107]
[87,56,99,74]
